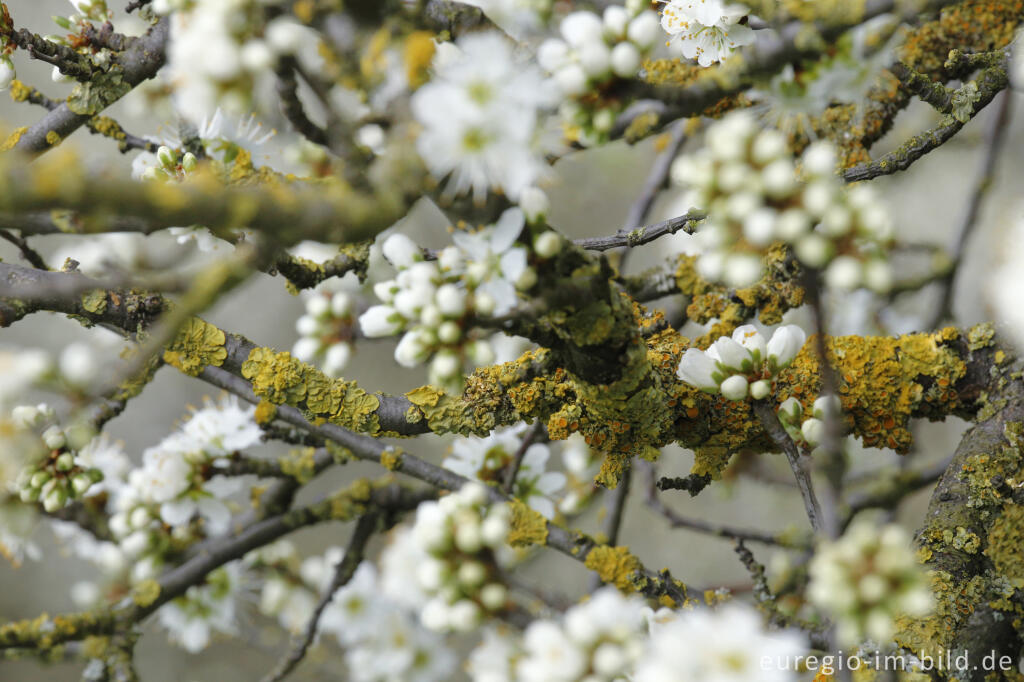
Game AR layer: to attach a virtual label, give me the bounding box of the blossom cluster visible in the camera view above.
[469,595,806,681]
[107,396,261,582]
[359,209,559,388]
[777,394,842,449]
[12,404,104,512]
[660,0,756,67]
[291,288,356,378]
[158,563,245,653]
[808,519,933,646]
[136,144,199,182]
[676,324,807,400]
[537,5,659,143]
[412,32,557,202]
[251,539,456,681]
[673,111,894,290]
[156,0,318,123]
[411,482,511,632]
[442,424,566,519]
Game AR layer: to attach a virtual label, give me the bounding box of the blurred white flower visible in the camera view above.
[636,602,805,681]
[157,563,244,652]
[411,32,556,201]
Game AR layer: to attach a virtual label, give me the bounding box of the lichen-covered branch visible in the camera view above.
[7,18,170,156]
[0,480,428,651]
[895,358,1024,681]
[0,143,422,247]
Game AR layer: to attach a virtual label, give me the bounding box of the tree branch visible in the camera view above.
[11,18,170,156]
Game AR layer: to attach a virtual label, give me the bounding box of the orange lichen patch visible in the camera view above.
[777,327,968,453]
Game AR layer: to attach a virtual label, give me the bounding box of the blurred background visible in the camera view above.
[1,1,1022,679]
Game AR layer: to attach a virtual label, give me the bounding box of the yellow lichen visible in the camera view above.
[80,289,107,315]
[253,399,277,425]
[240,347,380,434]
[0,126,28,152]
[131,579,161,607]
[162,317,227,376]
[584,545,642,592]
[507,499,548,547]
[45,131,61,147]
[380,448,403,471]
[985,505,1024,587]
[278,447,318,483]
[403,31,435,89]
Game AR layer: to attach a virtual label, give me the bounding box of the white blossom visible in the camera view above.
[808,519,933,646]
[636,602,805,681]
[660,0,755,67]
[411,32,555,202]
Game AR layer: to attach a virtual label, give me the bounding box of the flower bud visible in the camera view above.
[437,320,461,344]
[603,6,630,38]
[323,343,352,376]
[359,305,402,337]
[519,187,550,224]
[71,473,94,496]
[55,451,75,472]
[382,233,420,269]
[720,375,749,401]
[43,425,66,450]
[430,350,461,380]
[750,379,771,400]
[480,583,507,610]
[626,11,660,49]
[533,231,562,259]
[181,152,198,173]
[801,417,824,447]
[0,58,16,92]
[157,145,176,169]
[610,42,642,78]
[435,283,467,317]
[291,337,320,363]
[43,482,68,511]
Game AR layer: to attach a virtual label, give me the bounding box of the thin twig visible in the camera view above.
[0,229,49,270]
[802,270,843,539]
[617,120,690,270]
[841,56,1009,183]
[575,211,705,252]
[503,421,545,494]
[261,513,379,682]
[925,89,1013,329]
[752,400,824,535]
[640,462,807,548]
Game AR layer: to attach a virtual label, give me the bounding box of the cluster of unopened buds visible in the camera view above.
[676,324,807,401]
[538,2,660,143]
[777,394,842,449]
[673,111,894,291]
[291,290,356,378]
[808,519,933,646]
[412,482,511,632]
[141,145,199,182]
[13,404,103,512]
[359,207,564,388]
